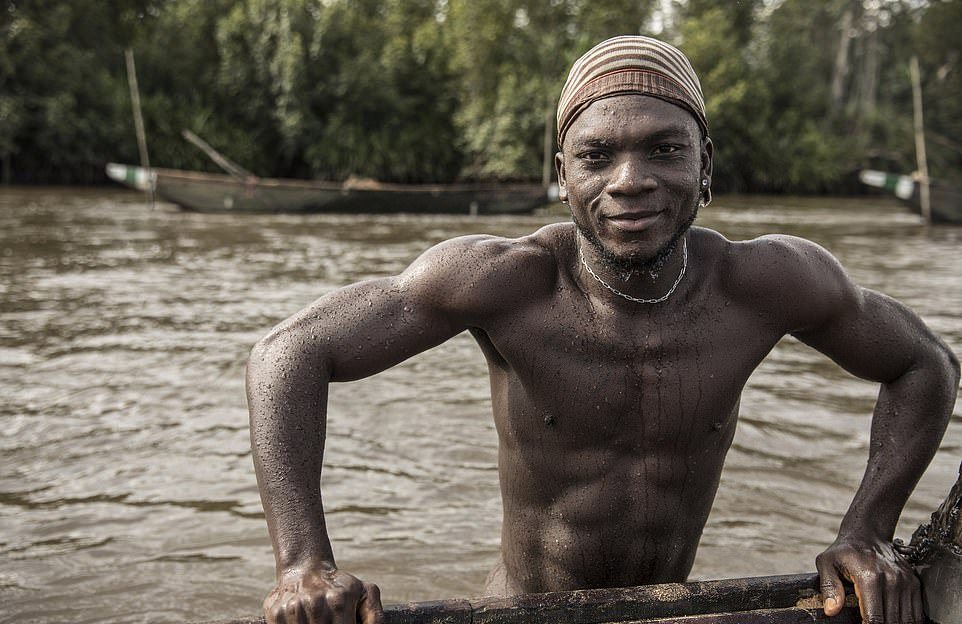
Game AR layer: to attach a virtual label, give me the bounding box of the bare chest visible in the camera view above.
[477,289,781,450]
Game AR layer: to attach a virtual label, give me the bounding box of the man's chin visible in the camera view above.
[579,226,691,277]
[573,201,699,277]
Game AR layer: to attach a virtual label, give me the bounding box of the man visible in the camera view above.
[247,36,959,624]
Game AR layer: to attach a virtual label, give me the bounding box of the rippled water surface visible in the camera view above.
[1,188,960,623]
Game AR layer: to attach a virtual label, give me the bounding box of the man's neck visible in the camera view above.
[575,231,690,305]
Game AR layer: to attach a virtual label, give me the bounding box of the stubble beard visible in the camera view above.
[575,197,702,281]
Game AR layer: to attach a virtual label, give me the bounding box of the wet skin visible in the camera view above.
[247,96,959,624]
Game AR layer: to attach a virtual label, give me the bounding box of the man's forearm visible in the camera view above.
[839,349,959,540]
[248,336,337,575]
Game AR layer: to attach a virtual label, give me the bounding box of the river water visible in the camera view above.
[1,187,960,623]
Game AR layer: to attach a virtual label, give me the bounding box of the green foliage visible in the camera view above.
[1,0,160,182]
[2,0,959,190]
[448,0,657,180]
[301,0,464,182]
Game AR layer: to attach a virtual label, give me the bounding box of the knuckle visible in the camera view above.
[301,594,317,614]
[284,600,302,619]
[325,589,348,612]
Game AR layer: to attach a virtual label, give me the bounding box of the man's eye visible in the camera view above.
[579,151,608,162]
[652,144,682,156]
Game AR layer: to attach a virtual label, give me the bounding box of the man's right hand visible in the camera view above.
[263,567,383,624]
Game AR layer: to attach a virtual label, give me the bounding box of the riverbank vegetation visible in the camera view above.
[1,0,959,192]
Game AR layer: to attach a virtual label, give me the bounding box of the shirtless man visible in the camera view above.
[247,36,959,624]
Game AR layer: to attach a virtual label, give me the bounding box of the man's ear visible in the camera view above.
[554,151,567,203]
[700,136,713,205]
[700,136,713,184]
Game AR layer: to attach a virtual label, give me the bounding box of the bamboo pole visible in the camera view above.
[909,55,930,223]
[124,49,154,207]
[182,129,255,181]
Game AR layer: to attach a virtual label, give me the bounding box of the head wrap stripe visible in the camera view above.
[573,45,700,99]
[574,53,701,105]
[568,37,702,97]
[557,35,708,148]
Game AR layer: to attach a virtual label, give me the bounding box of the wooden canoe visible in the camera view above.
[200,461,961,624]
[858,169,962,224]
[105,163,553,215]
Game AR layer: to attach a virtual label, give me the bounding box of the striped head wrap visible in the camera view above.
[557,35,708,149]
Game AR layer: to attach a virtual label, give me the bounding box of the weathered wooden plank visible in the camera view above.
[624,606,862,623]
[202,574,843,624]
[383,573,825,624]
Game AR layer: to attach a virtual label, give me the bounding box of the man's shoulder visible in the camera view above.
[703,230,859,329]
[416,222,569,274]
[396,223,571,313]
[720,232,842,285]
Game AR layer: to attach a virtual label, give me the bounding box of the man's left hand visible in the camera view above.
[816,534,923,623]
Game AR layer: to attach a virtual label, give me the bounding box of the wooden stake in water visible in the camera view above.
[124,49,154,207]
[910,55,930,223]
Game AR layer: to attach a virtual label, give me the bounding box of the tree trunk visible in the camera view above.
[829,6,854,113]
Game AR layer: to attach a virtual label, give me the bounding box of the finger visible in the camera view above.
[854,573,885,624]
[264,594,287,624]
[911,583,925,623]
[301,595,325,624]
[267,600,288,624]
[899,588,915,624]
[286,598,308,624]
[324,590,354,624]
[358,583,384,624]
[815,554,846,616]
[883,573,901,624]
[901,570,923,624]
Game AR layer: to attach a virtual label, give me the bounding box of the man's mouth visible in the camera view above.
[605,212,663,232]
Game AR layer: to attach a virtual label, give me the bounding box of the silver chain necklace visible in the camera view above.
[578,238,688,304]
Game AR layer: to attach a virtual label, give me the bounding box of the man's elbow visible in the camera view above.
[919,338,960,396]
[248,331,278,372]
[246,328,333,397]
[942,341,961,388]
[247,332,279,385]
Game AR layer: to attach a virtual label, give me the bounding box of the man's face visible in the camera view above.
[556,95,711,274]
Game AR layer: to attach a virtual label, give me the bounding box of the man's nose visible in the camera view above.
[605,156,657,195]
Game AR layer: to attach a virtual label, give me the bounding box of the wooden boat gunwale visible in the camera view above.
[199,460,962,624]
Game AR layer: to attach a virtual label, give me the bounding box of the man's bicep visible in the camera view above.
[259,275,466,384]
[792,287,931,384]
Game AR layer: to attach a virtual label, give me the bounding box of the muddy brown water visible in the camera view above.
[1,187,960,623]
